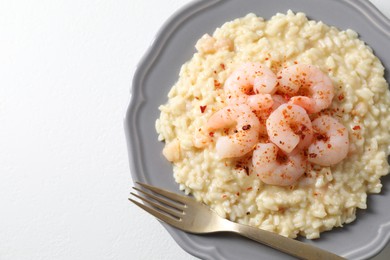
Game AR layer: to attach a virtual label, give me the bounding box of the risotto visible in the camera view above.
[155,11,390,239]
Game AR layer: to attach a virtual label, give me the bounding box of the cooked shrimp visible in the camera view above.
[205,104,261,158]
[162,139,181,162]
[308,115,349,166]
[195,34,234,54]
[224,62,278,110]
[252,143,307,186]
[247,93,274,111]
[266,104,313,153]
[277,64,334,113]
[195,34,216,54]
[249,95,286,137]
[271,94,287,111]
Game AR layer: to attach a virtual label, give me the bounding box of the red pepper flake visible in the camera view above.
[309,153,317,158]
[327,144,332,149]
[220,63,225,70]
[209,131,214,137]
[242,124,251,130]
[236,192,240,196]
[246,187,253,191]
[200,105,207,113]
[338,93,345,101]
[214,79,221,89]
[353,125,361,130]
[316,134,327,141]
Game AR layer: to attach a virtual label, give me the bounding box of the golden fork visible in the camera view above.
[129,182,345,260]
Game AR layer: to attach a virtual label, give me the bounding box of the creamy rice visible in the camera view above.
[155,11,390,239]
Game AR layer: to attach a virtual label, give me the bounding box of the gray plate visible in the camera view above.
[125,0,390,259]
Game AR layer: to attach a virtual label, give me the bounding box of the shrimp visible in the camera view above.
[271,94,287,111]
[247,95,288,137]
[252,143,307,186]
[308,115,349,166]
[205,104,260,158]
[266,104,313,154]
[224,62,278,111]
[277,64,334,113]
[195,34,234,54]
[247,94,274,112]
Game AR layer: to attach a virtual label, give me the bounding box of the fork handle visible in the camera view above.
[231,222,345,260]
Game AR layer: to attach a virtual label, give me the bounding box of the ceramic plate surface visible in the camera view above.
[125,0,390,259]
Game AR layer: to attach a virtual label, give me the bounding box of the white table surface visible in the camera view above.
[1,0,389,259]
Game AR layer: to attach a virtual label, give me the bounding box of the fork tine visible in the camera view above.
[130,191,182,218]
[129,198,180,227]
[133,187,184,211]
[136,182,188,204]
